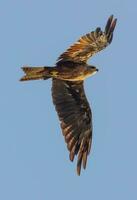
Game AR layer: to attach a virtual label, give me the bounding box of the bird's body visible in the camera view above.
[50,62,98,81]
[20,15,117,175]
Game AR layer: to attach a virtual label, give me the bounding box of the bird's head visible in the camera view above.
[87,65,99,76]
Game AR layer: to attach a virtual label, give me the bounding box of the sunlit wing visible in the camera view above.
[57,15,117,64]
[52,79,92,175]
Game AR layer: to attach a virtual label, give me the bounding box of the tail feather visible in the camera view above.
[20,66,51,81]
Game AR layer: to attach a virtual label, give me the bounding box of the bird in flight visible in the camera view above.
[20,15,117,175]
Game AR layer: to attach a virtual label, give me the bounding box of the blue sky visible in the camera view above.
[0,0,137,199]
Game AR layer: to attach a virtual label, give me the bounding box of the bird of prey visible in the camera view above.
[20,15,117,175]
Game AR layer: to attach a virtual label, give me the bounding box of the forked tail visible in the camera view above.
[20,66,52,81]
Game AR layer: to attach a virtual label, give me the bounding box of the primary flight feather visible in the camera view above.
[20,15,117,175]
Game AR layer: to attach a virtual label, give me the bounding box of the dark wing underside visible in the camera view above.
[52,79,92,175]
[57,15,117,64]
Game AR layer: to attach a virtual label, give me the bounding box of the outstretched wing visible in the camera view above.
[57,15,117,64]
[52,79,92,175]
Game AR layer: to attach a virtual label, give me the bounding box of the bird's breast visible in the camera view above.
[51,65,97,81]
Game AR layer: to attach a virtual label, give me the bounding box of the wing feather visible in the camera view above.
[57,15,117,63]
[52,79,92,175]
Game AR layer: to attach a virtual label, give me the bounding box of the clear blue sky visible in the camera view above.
[0,0,136,199]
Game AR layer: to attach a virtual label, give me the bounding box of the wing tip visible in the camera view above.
[105,15,117,32]
[105,15,117,44]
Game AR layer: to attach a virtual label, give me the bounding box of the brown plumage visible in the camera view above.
[20,15,117,175]
[52,80,92,175]
[57,15,117,64]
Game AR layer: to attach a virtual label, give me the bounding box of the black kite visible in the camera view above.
[20,15,117,175]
